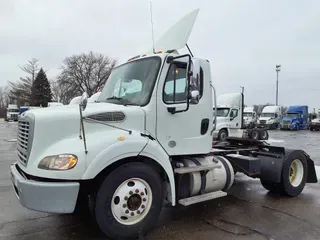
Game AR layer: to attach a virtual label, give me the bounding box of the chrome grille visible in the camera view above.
[17,114,34,166]
[259,120,266,124]
[283,120,291,124]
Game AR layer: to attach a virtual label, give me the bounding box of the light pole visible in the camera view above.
[276,65,281,105]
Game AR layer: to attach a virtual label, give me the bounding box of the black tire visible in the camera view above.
[251,129,260,140]
[279,149,308,196]
[218,129,228,141]
[260,179,281,192]
[259,129,269,140]
[310,128,314,131]
[95,162,164,240]
[261,150,308,197]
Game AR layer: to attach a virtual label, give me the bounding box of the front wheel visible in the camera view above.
[95,162,164,239]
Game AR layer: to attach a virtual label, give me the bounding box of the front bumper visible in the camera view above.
[10,163,80,213]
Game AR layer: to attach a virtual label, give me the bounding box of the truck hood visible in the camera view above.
[18,103,146,169]
[311,118,320,123]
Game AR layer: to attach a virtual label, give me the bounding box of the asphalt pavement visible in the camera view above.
[1,121,320,240]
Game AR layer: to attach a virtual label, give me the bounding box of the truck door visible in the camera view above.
[228,108,240,129]
[156,57,212,155]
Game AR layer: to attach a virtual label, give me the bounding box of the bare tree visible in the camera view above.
[57,51,117,99]
[8,58,40,105]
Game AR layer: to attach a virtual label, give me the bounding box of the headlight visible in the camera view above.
[38,154,78,170]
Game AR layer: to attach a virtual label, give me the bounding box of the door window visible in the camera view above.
[163,62,187,104]
[230,109,238,120]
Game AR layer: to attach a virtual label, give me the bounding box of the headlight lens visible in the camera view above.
[38,154,78,170]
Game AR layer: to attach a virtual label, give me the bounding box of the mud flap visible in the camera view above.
[256,147,318,183]
[304,153,318,183]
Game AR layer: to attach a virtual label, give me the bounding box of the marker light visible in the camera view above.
[38,154,78,170]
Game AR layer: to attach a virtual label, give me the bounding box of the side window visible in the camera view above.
[230,109,238,119]
[163,62,187,104]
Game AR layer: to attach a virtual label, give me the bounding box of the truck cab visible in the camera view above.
[257,105,282,129]
[212,93,242,141]
[5,104,19,122]
[10,8,317,240]
[243,106,257,128]
[281,105,308,130]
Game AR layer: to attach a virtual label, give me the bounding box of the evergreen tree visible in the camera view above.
[31,68,52,107]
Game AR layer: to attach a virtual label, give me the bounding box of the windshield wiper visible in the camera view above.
[106,96,139,106]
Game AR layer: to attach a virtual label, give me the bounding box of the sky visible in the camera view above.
[1,0,320,110]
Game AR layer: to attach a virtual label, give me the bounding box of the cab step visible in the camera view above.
[178,191,227,206]
[174,164,221,174]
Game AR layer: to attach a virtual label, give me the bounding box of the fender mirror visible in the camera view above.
[80,92,88,111]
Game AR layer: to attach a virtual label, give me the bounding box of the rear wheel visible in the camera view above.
[218,129,228,141]
[95,162,164,239]
[259,129,269,140]
[251,129,260,140]
[261,150,308,197]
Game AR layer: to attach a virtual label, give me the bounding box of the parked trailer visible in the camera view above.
[10,9,317,240]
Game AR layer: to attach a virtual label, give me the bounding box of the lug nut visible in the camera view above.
[141,205,145,209]
[141,192,144,196]
[135,189,139,193]
[123,204,127,208]
[131,212,134,216]
[137,210,141,214]
[129,191,133,195]
[143,198,146,202]
[125,210,129,214]
[124,196,128,200]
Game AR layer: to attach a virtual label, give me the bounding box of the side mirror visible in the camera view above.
[190,90,200,104]
[80,92,88,111]
[189,59,201,104]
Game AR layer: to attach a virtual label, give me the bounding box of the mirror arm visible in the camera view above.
[210,83,217,133]
[79,104,88,154]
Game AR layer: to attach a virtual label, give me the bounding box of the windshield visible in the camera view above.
[7,109,19,112]
[286,113,300,118]
[261,113,274,118]
[243,112,253,117]
[98,57,161,106]
[214,108,230,117]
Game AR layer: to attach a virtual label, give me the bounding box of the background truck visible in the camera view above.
[213,94,268,141]
[10,9,317,240]
[280,105,308,130]
[213,93,242,141]
[257,105,282,129]
[243,106,257,128]
[5,104,19,121]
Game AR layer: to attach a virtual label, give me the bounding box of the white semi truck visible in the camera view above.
[257,105,282,129]
[5,104,19,121]
[11,9,317,240]
[213,94,267,141]
[243,106,257,128]
[213,93,242,141]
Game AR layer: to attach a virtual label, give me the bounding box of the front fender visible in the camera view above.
[82,132,148,179]
[140,140,175,205]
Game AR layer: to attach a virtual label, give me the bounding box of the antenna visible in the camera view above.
[149,1,156,54]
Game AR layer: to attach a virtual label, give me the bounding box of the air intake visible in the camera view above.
[87,112,126,122]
